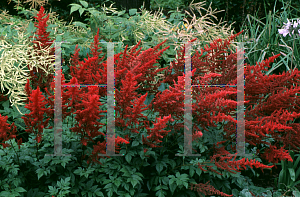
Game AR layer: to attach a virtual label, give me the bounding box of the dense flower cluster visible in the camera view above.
[190,181,234,197]
[1,6,300,196]
[278,18,300,37]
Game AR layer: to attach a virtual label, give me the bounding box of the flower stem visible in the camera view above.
[290,33,295,71]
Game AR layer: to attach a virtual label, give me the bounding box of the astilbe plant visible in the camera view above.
[44,29,294,195]
[154,30,300,195]
[24,6,64,97]
[1,6,300,196]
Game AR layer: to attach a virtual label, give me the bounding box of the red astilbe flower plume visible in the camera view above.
[114,70,143,125]
[148,30,299,195]
[123,92,150,134]
[21,86,52,144]
[69,28,106,98]
[68,32,174,148]
[85,136,130,166]
[261,144,293,164]
[161,31,244,88]
[42,74,75,122]
[68,86,106,146]
[142,114,173,148]
[24,6,60,98]
[222,55,300,165]
[72,32,171,97]
[180,35,299,197]
[190,181,233,197]
[0,114,22,149]
[19,24,299,195]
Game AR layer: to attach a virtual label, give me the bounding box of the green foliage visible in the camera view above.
[235,0,300,76]
[150,0,186,10]
[273,151,300,195]
[1,0,300,196]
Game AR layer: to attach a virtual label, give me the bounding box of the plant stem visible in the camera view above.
[290,33,295,71]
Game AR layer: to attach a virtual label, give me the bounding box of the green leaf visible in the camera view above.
[118,10,126,16]
[125,154,132,163]
[70,4,82,15]
[176,179,182,186]
[14,187,26,192]
[73,21,87,30]
[153,185,161,191]
[103,179,112,185]
[107,189,113,197]
[169,183,177,194]
[79,8,85,17]
[129,9,137,16]
[36,168,44,180]
[168,159,176,169]
[104,183,113,190]
[114,179,121,187]
[189,167,195,177]
[130,179,138,188]
[156,163,163,174]
[161,177,169,185]
[169,178,174,185]
[26,21,35,34]
[132,141,139,147]
[79,0,88,8]
[183,182,188,189]
[0,191,11,196]
[95,190,104,197]
[293,191,300,197]
[288,168,295,181]
[156,189,166,197]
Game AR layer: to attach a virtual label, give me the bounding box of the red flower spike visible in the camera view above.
[25,6,59,96]
[16,26,300,196]
[21,86,51,144]
[0,114,18,149]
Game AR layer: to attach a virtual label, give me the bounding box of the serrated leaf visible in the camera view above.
[0,191,11,196]
[161,177,169,185]
[104,183,113,189]
[79,0,88,8]
[114,179,121,187]
[183,182,188,189]
[156,163,163,174]
[79,7,85,17]
[189,167,195,177]
[103,179,112,185]
[176,179,182,186]
[14,187,26,192]
[156,189,166,197]
[169,178,174,185]
[107,190,113,197]
[95,190,104,197]
[70,4,82,15]
[169,182,177,194]
[125,154,132,163]
[131,179,138,188]
[124,183,129,191]
[153,185,161,191]
[36,168,44,180]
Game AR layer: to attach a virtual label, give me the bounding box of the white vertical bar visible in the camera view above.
[176,42,201,156]
[228,42,252,157]
[45,41,71,157]
[98,42,123,156]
